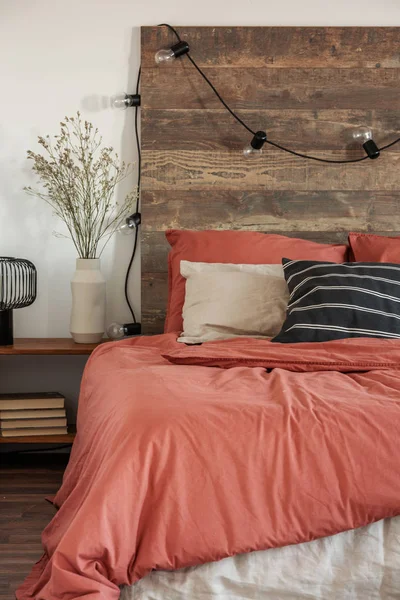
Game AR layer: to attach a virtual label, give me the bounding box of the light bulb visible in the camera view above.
[352,126,380,159]
[118,221,135,235]
[155,41,190,65]
[107,322,125,340]
[352,126,373,143]
[155,48,176,64]
[117,212,141,234]
[107,322,141,339]
[243,145,263,158]
[243,131,267,158]
[111,94,130,110]
[111,93,140,110]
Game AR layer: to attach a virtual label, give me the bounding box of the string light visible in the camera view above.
[111,93,140,109]
[107,322,141,339]
[108,70,142,335]
[155,41,190,64]
[156,24,400,164]
[243,131,267,158]
[352,126,380,159]
[118,212,141,235]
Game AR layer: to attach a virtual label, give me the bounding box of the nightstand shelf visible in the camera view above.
[0,337,107,355]
[1,338,108,446]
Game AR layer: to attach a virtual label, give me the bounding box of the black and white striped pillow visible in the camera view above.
[272,259,400,343]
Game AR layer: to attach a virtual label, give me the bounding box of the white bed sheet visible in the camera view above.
[120,517,400,599]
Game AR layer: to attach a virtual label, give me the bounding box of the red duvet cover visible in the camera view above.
[17,334,400,599]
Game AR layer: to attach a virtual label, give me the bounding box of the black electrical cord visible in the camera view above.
[379,137,400,151]
[186,54,256,136]
[158,24,400,164]
[159,24,255,136]
[123,67,141,324]
[265,140,369,164]
[135,68,142,194]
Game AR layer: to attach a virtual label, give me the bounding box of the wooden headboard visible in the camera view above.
[141,26,400,334]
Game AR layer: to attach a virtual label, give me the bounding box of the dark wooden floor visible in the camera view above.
[0,452,69,599]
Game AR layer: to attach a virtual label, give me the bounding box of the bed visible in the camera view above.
[16,331,400,599]
[15,228,400,600]
[16,25,400,600]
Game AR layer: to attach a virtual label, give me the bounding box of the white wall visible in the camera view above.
[1,0,400,339]
[1,0,399,417]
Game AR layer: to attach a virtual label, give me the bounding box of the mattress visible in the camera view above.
[121,516,400,599]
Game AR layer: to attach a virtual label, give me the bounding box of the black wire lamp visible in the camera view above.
[0,257,37,345]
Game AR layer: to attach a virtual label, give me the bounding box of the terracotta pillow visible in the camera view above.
[164,230,349,333]
[349,232,400,263]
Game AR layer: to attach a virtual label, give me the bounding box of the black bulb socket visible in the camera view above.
[125,212,141,228]
[123,323,142,336]
[251,131,267,150]
[363,139,380,159]
[125,94,141,107]
[171,41,190,58]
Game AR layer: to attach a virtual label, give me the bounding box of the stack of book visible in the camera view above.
[0,392,68,438]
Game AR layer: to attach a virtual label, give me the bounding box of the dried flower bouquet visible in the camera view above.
[25,112,137,258]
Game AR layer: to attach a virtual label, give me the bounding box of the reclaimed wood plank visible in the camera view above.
[142,272,169,334]
[141,26,400,69]
[141,191,400,234]
[141,149,400,191]
[141,69,400,111]
[142,109,400,151]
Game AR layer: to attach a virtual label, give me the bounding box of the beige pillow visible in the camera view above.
[178,261,289,344]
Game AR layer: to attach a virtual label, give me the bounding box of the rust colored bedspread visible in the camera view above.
[17,334,400,599]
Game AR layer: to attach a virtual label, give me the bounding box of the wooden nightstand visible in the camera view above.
[0,338,107,445]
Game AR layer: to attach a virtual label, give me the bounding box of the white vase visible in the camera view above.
[70,258,106,343]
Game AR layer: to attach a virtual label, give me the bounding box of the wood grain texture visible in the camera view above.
[0,338,107,355]
[142,70,400,111]
[142,110,400,151]
[141,150,400,191]
[141,27,400,68]
[141,26,400,333]
[142,272,169,334]
[141,191,400,234]
[0,454,68,599]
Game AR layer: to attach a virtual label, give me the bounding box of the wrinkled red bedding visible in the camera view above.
[17,334,400,599]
